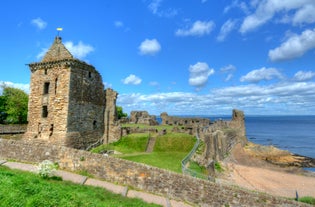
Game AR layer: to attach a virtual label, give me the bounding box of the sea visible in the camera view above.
[157,115,315,172]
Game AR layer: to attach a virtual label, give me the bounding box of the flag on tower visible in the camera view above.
[57,28,63,31]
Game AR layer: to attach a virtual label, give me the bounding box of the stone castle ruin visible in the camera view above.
[23,36,120,149]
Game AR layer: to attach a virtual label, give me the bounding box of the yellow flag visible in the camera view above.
[57,28,63,31]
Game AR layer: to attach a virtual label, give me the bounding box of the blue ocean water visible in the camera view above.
[244,116,315,159]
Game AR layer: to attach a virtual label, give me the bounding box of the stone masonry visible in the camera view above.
[24,36,119,149]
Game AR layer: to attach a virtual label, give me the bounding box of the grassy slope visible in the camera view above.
[92,132,196,173]
[0,166,160,207]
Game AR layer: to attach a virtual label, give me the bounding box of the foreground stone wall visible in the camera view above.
[0,139,303,207]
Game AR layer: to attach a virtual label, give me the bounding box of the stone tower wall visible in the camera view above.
[65,63,105,148]
[24,61,71,143]
[24,37,120,149]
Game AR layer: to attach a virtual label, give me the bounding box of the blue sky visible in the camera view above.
[1,0,315,115]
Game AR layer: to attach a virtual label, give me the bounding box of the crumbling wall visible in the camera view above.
[160,112,210,127]
[129,111,159,126]
[195,109,247,172]
[103,88,120,144]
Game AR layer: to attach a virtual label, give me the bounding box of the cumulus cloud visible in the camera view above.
[0,81,29,94]
[217,19,237,42]
[268,28,315,61]
[188,62,214,90]
[240,67,283,83]
[175,20,215,37]
[293,71,315,82]
[239,0,315,33]
[31,17,47,30]
[138,39,161,55]
[64,41,94,59]
[122,74,142,85]
[117,81,315,115]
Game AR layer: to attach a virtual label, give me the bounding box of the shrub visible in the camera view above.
[37,160,58,179]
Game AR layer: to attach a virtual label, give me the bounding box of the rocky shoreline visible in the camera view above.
[243,142,315,169]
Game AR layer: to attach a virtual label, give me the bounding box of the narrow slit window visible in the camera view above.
[55,78,58,94]
[42,106,48,118]
[44,69,48,75]
[88,71,92,78]
[44,82,50,94]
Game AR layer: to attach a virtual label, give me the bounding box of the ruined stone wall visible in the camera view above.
[195,110,248,169]
[0,139,302,207]
[160,112,210,127]
[103,88,120,144]
[129,111,159,126]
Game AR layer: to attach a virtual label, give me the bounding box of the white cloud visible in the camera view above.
[114,21,124,28]
[138,39,161,55]
[0,81,30,94]
[31,17,47,30]
[217,19,237,42]
[122,74,142,85]
[240,67,283,83]
[292,4,315,25]
[117,81,315,115]
[293,71,315,82]
[220,64,236,73]
[148,0,162,14]
[64,41,94,59]
[175,20,215,37]
[239,0,315,33]
[36,48,48,60]
[268,28,315,61]
[188,62,214,90]
[225,74,234,82]
[148,0,177,17]
[224,0,249,14]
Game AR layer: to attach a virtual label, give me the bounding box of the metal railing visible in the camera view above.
[181,131,214,181]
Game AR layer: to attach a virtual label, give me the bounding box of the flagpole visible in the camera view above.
[57,27,63,37]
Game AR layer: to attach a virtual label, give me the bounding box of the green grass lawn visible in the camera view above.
[0,166,161,207]
[118,152,187,173]
[92,132,196,174]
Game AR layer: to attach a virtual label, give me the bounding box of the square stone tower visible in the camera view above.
[24,36,119,149]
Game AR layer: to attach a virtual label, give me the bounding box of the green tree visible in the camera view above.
[0,95,7,123]
[116,106,128,119]
[2,87,28,124]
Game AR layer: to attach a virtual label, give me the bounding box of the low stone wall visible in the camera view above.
[0,139,304,207]
[0,124,27,134]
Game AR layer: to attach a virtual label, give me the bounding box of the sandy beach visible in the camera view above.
[220,144,315,199]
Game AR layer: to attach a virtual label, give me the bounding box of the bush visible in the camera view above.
[37,160,58,179]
